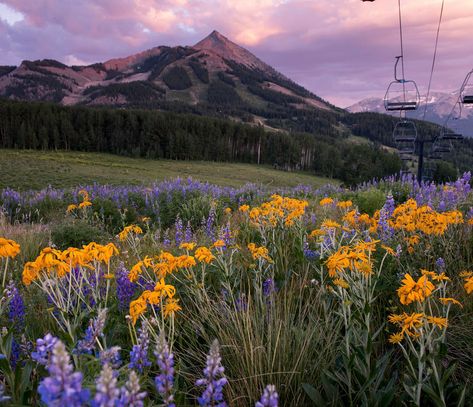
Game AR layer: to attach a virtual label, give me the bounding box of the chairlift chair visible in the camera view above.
[393,120,417,142]
[440,128,463,141]
[460,69,473,104]
[432,139,452,154]
[384,57,421,111]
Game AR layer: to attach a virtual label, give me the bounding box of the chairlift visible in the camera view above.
[460,69,473,105]
[432,139,452,154]
[440,128,463,141]
[384,57,421,111]
[428,152,442,160]
[393,120,417,142]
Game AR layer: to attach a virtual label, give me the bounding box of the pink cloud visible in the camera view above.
[1,0,473,105]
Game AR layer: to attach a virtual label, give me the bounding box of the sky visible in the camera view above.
[1,0,473,106]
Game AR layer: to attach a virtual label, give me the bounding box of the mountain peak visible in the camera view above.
[193,30,272,72]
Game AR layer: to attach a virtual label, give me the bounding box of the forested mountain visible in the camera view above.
[0,31,335,129]
[0,31,470,183]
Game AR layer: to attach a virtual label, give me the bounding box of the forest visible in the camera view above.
[0,99,402,185]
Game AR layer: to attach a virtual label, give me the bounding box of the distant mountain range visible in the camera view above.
[347,92,473,137]
[0,30,334,126]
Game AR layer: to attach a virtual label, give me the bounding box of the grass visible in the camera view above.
[0,149,337,190]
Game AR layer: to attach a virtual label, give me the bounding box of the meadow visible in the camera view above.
[0,150,334,190]
[1,165,473,406]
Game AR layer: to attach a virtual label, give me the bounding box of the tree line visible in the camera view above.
[0,99,401,185]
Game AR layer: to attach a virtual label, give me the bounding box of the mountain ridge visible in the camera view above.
[0,30,334,123]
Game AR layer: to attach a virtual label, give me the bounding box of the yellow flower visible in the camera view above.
[224,207,232,214]
[464,276,473,294]
[104,273,114,280]
[321,220,341,229]
[176,255,196,269]
[247,243,272,262]
[460,270,473,278]
[66,204,77,213]
[22,261,40,286]
[426,316,448,329]
[337,200,353,209]
[118,225,143,241]
[239,204,250,213]
[381,245,395,256]
[333,278,349,289]
[79,200,92,209]
[195,247,215,264]
[397,274,435,305]
[163,298,182,318]
[0,238,20,258]
[439,297,462,307]
[319,197,334,206]
[129,298,147,325]
[154,278,176,298]
[389,312,425,336]
[179,242,196,251]
[388,332,404,344]
[212,240,226,249]
[309,229,326,238]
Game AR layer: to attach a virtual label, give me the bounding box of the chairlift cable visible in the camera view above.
[397,0,406,118]
[422,0,445,122]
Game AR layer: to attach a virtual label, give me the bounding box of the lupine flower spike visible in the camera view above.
[196,339,228,407]
[154,332,175,407]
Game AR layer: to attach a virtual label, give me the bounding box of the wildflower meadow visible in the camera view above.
[1,173,473,406]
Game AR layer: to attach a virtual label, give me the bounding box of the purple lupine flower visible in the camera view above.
[205,207,216,240]
[255,385,279,407]
[93,363,120,407]
[6,282,25,328]
[196,339,228,407]
[76,309,107,354]
[221,222,234,248]
[163,230,171,248]
[0,382,10,403]
[303,241,319,261]
[38,341,90,407]
[99,346,122,369]
[185,221,193,242]
[435,258,446,273]
[263,279,276,297]
[154,333,175,407]
[175,216,184,246]
[10,338,20,368]
[129,322,151,373]
[116,263,136,312]
[117,370,146,407]
[32,333,58,366]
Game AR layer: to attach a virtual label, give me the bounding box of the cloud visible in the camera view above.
[1,0,473,105]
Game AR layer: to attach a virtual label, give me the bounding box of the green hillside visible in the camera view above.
[0,149,336,190]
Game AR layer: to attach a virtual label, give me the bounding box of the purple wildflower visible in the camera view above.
[263,279,276,297]
[196,339,228,407]
[116,263,136,312]
[6,281,25,328]
[117,371,146,407]
[0,383,10,403]
[129,322,151,373]
[154,333,175,407]
[435,258,446,273]
[76,309,107,355]
[303,241,319,261]
[93,363,120,407]
[175,216,184,246]
[99,346,122,369]
[255,385,279,407]
[32,333,58,366]
[185,221,193,242]
[38,341,90,406]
